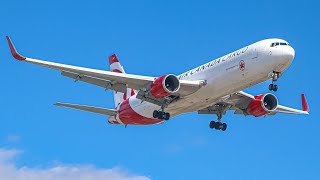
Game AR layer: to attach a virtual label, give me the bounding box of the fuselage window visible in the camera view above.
[271,42,289,47]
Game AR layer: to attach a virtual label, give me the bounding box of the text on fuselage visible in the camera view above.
[178,46,249,79]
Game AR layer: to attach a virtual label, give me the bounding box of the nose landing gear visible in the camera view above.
[269,84,278,92]
[269,71,281,91]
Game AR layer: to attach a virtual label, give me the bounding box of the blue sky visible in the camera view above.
[0,0,319,179]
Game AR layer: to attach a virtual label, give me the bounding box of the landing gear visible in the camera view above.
[153,110,170,120]
[209,121,227,131]
[209,112,227,131]
[268,84,278,91]
[269,71,281,91]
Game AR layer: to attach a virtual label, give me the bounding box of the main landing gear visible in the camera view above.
[209,121,227,131]
[153,110,170,120]
[209,113,227,131]
[153,104,170,120]
[269,71,281,92]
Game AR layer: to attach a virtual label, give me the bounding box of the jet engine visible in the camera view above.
[247,93,278,117]
[149,74,180,99]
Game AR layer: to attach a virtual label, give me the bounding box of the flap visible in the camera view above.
[61,71,127,93]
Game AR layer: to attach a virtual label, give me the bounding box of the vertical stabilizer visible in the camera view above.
[109,54,136,109]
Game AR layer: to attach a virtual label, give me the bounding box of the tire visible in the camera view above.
[164,113,170,120]
[209,121,215,129]
[157,111,164,119]
[273,85,278,91]
[222,123,227,131]
[269,84,274,91]
[215,122,221,130]
[153,111,159,118]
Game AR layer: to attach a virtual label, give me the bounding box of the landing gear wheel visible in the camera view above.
[164,113,170,120]
[153,110,159,118]
[273,85,278,91]
[157,111,164,119]
[215,122,221,130]
[209,121,227,131]
[269,84,274,91]
[269,84,278,91]
[209,121,215,129]
[221,123,227,131]
[154,110,170,120]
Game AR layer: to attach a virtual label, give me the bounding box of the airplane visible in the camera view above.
[6,36,309,131]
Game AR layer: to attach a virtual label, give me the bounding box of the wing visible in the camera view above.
[275,94,309,114]
[198,91,309,116]
[6,36,204,98]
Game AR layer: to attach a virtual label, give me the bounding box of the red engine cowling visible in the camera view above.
[149,74,180,99]
[247,93,278,117]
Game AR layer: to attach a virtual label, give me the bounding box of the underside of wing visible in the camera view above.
[198,91,309,117]
[24,57,154,90]
[61,71,127,93]
[6,36,206,107]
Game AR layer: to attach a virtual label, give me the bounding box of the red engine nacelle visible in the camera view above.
[247,93,278,117]
[149,74,180,99]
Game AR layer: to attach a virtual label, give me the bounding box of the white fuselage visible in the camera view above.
[115,39,295,122]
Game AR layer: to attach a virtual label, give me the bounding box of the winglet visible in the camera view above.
[301,94,309,112]
[6,36,26,61]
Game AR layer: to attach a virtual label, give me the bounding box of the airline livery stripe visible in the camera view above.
[112,69,122,73]
[110,62,124,71]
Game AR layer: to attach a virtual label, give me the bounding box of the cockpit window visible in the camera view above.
[270,42,289,47]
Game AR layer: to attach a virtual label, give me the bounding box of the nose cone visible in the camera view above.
[283,46,295,62]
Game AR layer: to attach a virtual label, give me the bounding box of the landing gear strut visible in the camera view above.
[153,105,170,120]
[269,71,280,91]
[209,112,227,131]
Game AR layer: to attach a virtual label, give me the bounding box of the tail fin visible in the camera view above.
[109,54,136,109]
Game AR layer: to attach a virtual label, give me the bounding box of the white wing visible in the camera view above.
[236,91,309,115]
[6,36,204,97]
[198,91,309,116]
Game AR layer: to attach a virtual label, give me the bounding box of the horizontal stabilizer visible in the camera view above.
[55,103,118,116]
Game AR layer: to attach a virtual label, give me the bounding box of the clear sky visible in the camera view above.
[0,0,319,179]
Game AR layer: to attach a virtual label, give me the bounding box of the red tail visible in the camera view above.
[108,54,136,109]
